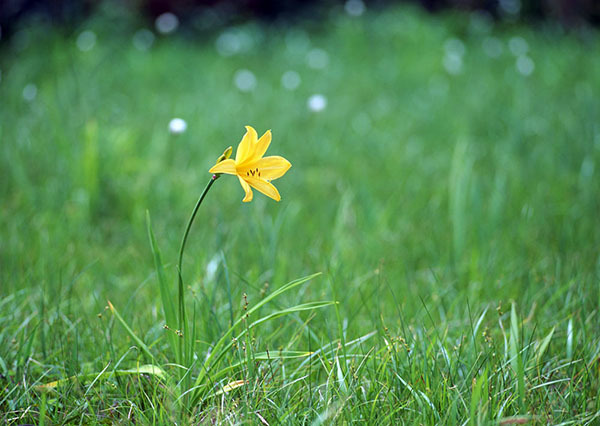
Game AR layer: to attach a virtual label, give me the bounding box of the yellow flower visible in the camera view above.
[209,126,291,202]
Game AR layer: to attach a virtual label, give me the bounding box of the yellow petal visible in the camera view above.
[254,156,291,180]
[209,159,237,175]
[238,156,291,180]
[235,126,257,163]
[238,176,253,202]
[244,177,281,201]
[253,130,272,160]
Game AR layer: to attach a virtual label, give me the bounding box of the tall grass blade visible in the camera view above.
[107,300,155,362]
[536,327,555,364]
[146,211,180,363]
[566,318,573,360]
[509,303,525,412]
[470,368,488,426]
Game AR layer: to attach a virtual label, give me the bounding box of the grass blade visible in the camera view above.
[36,364,166,392]
[536,327,555,364]
[108,300,155,362]
[509,303,525,412]
[146,210,180,363]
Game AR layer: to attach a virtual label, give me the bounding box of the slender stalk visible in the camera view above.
[178,175,219,278]
[177,174,219,367]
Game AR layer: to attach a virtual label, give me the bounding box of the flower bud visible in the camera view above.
[216,146,232,164]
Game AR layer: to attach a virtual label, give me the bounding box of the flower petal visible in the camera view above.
[239,156,291,180]
[244,177,281,201]
[238,176,253,202]
[253,130,272,160]
[257,156,291,180]
[236,126,257,163]
[209,159,237,175]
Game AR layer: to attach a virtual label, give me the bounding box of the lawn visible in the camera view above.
[1,3,599,424]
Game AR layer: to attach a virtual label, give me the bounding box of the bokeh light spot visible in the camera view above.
[281,71,301,91]
[308,94,327,112]
[516,55,534,76]
[169,118,187,134]
[133,29,155,51]
[444,38,466,57]
[76,30,96,52]
[307,48,329,69]
[345,0,366,17]
[499,0,521,15]
[234,69,257,92]
[443,53,463,75]
[216,29,253,57]
[155,13,179,35]
[509,36,528,56]
[23,83,37,102]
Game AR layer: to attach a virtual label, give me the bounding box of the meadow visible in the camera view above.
[1,3,599,424]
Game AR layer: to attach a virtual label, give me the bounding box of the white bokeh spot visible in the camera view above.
[133,29,155,51]
[169,118,187,134]
[307,48,329,69]
[308,94,327,112]
[516,55,534,76]
[234,69,257,92]
[345,0,366,17]
[281,71,301,91]
[76,30,96,52]
[23,83,37,102]
[155,13,179,35]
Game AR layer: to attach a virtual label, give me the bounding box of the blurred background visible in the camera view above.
[1,0,599,304]
[1,0,599,40]
[1,0,599,376]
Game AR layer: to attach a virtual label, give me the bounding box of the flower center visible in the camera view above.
[245,167,261,178]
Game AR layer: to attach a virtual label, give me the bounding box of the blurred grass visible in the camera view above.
[1,3,599,423]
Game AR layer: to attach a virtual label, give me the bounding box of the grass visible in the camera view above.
[1,3,600,424]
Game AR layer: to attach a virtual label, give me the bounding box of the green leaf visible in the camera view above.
[509,303,525,411]
[108,300,155,362]
[536,327,555,364]
[470,368,488,426]
[36,364,166,392]
[146,211,180,363]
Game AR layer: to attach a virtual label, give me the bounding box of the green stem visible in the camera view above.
[177,174,219,365]
[178,175,219,277]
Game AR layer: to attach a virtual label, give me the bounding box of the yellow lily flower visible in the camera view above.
[209,126,292,202]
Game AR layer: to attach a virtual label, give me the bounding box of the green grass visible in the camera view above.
[1,4,600,424]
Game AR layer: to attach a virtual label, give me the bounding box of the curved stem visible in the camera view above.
[178,175,219,277]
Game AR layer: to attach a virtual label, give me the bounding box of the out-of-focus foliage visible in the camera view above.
[1,0,598,43]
